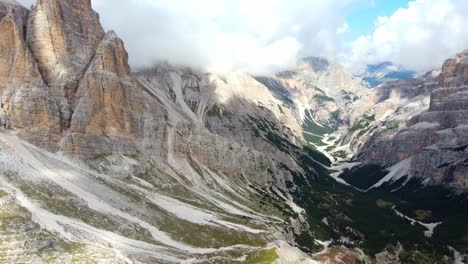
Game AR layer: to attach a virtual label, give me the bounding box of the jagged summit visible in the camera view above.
[300,57,330,72]
[29,0,105,87]
[0,1,324,262]
[338,49,468,190]
[0,0,142,155]
[0,0,467,263]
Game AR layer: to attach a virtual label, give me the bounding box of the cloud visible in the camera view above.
[342,0,468,72]
[17,0,468,74]
[17,0,356,74]
[336,23,349,34]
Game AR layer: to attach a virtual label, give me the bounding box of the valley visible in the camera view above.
[0,0,467,263]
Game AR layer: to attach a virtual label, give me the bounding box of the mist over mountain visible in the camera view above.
[359,62,417,87]
[15,0,468,74]
[0,0,467,263]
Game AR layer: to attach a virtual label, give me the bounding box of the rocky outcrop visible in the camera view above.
[429,49,468,112]
[259,57,369,157]
[60,31,146,158]
[26,0,105,145]
[358,51,468,190]
[27,0,104,94]
[135,65,305,187]
[0,0,60,148]
[0,0,166,158]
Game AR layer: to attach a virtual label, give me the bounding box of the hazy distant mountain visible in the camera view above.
[0,0,466,263]
[360,61,417,87]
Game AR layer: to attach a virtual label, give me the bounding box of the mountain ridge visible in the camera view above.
[0,0,467,263]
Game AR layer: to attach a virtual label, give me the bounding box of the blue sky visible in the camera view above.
[346,0,410,38]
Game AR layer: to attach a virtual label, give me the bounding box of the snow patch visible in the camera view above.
[368,158,412,190]
[313,239,332,256]
[316,134,337,163]
[275,241,320,264]
[449,246,465,264]
[393,207,442,238]
[329,161,362,187]
[147,193,265,234]
[0,180,183,263]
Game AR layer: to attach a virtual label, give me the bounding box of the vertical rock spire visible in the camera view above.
[27,0,105,131]
[0,0,60,148]
[0,0,144,153]
[28,0,104,89]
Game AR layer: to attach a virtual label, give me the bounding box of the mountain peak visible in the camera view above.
[0,1,467,263]
[300,57,330,72]
[28,0,105,86]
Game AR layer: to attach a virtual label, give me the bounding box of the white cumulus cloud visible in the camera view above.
[342,0,468,72]
[16,0,468,74]
[17,0,355,74]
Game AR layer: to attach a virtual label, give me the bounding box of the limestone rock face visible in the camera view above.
[27,0,105,132]
[27,0,105,89]
[0,0,307,190]
[0,0,60,148]
[429,49,468,112]
[254,57,371,162]
[60,32,146,158]
[275,57,368,126]
[0,0,164,157]
[135,65,305,187]
[341,77,430,154]
[358,51,468,190]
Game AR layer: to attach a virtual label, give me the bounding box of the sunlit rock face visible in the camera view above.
[0,0,166,158]
[60,31,149,158]
[0,0,60,149]
[429,49,468,112]
[27,0,104,92]
[357,50,468,190]
[134,64,306,187]
[0,1,320,262]
[274,57,368,126]
[26,0,105,137]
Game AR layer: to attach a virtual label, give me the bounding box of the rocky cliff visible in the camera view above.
[256,53,467,191]
[0,0,147,154]
[0,0,466,263]
[0,1,329,263]
[0,0,307,183]
[355,51,468,190]
[256,57,370,162]
[0,0,59,147]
